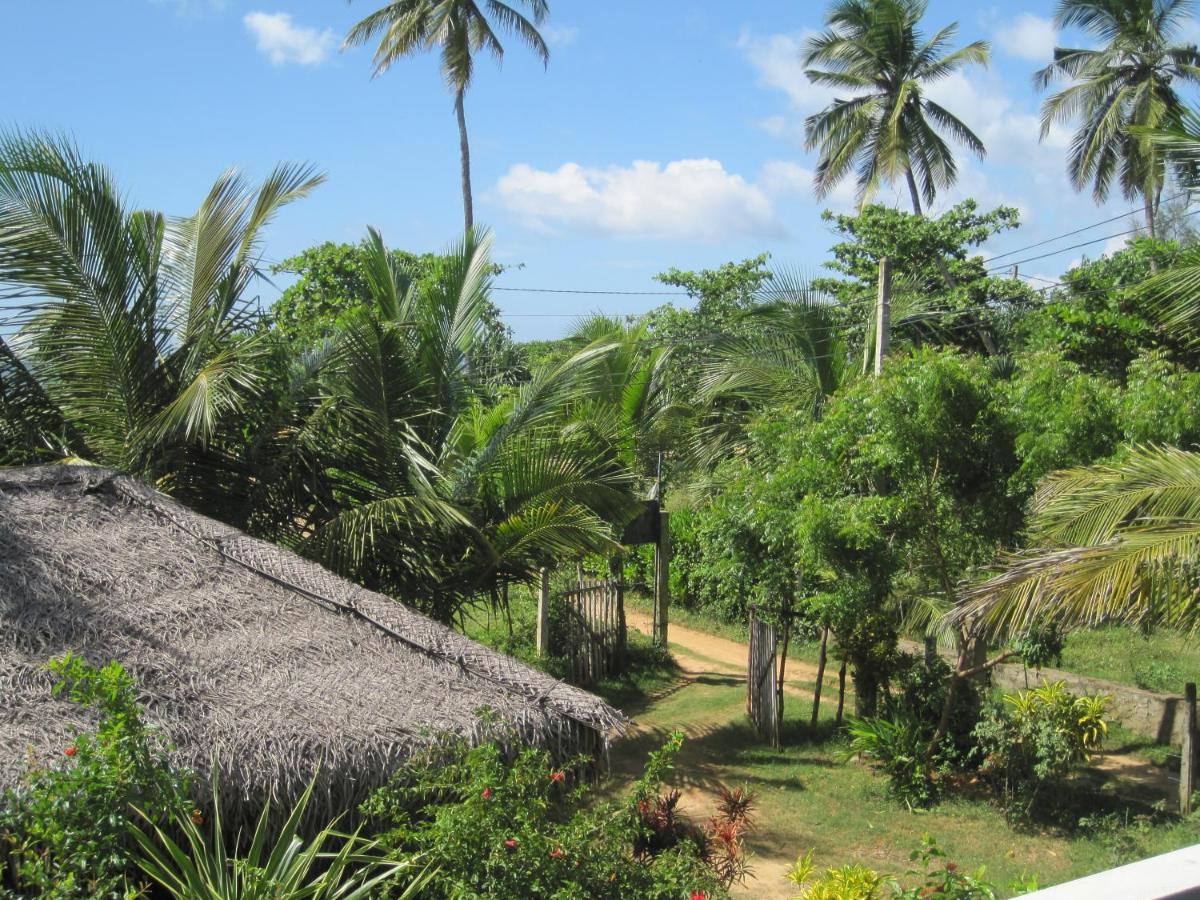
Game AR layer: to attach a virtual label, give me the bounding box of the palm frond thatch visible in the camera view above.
[0,466,624,830]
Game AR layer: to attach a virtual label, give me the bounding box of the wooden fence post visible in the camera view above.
[654,510,670,647]
[1182,682,1197,815]
[536,568,551,657]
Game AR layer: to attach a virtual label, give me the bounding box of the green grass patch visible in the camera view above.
[460,586,682,710]
[1059,626,1200,694]
[603,650,1200,896]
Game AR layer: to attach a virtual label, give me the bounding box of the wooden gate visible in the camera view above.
[748,611,779,746]
[564,577,623,686]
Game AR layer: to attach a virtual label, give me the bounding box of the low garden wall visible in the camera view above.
[991,662,1188,747]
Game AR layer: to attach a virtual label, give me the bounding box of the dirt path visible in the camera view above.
[624,608,843,700]
[621,609,820,897]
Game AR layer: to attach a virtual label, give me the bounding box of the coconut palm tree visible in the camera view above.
[0,130,323,500]
[247,228,639,622]
[344,0,550,233]
[802,0,990,214]
[1036,0,1200,237]
[953,445,1200,637]
[947,114,1200,640]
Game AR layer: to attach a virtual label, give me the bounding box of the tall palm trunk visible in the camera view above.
[1145,185,1160,273]
[904,168,923,216]
[455,85,474,233]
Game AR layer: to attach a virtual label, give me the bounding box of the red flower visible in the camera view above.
[691,892,707,900]
[550,846,565,859]
[63,747,76,758]
[482,788,493,800]
[550,771,565,783]
[504,838,518,851]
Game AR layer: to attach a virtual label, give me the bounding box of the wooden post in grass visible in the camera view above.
[536,568,551,657]
[1182,682,1197,815]
[653,510,670,647]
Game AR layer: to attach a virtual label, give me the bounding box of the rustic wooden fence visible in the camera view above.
[563,577,624,686]
[747,611,779,747]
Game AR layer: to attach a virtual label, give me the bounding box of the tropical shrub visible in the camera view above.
[0,655,189,898]
[787,835,1009,899]
[787,850,883,900]
[972,682,1109,816]
[669,502,759,623]
[362,730,736,899]
[845,716,938,808]
[846,654,987,807]
[131,773,429,900]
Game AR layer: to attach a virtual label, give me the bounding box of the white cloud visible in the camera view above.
[736,28,838,114]
[494,159,785,241]
[542,24,579,48]
[244,12,335,66]
[994,13,1059,62]
[759,160,858,211]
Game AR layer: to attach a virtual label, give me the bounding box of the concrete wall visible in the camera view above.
[991,662,1188,747]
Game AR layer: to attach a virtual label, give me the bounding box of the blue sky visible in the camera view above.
[4,1,1198,339]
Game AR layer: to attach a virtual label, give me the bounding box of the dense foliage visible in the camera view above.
[9,1,1200,893]
[973,682,1110,818]
[0,656,189,898]
[362,730,743,898]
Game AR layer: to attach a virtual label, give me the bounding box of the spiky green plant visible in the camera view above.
[802,0,989,213]
[131,774,432,899]
[0,130,322,501]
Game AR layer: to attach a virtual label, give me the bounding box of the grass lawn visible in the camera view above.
[1059,626,1200,695]
[463,584,1199,896]
[605,660,1200,898]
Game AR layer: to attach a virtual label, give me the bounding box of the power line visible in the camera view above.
[984,209,1200,273]
[492,286,685,296]
[980,190,1191,265]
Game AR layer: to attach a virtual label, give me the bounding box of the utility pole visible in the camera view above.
[536,568,551,657]
[874,257,891,376]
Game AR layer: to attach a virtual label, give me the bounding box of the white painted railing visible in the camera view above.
[1024,843,1200,898]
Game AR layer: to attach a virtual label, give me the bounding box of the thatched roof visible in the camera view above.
[0,466,624,822]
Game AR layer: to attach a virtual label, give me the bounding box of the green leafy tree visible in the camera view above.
[646,254,774,398]
[814,201,1029,358]
[344,0,550,232]
[1036,0,1200,236]
[1002,351,1122,495]
[747,350,1020,716]
[1018,237,1195,377]
[802,0,990,213]
[269,239,522,392]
